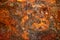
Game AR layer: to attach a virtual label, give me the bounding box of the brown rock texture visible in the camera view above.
[0,0,60,40]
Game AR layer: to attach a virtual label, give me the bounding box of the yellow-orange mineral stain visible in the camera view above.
[49,0,56,4]
[28,0,35,3]
[22,31,29,40]
[17,0,26,2]
[32,17,49,31]
[21,15,29,25]
[43,0,56,4]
